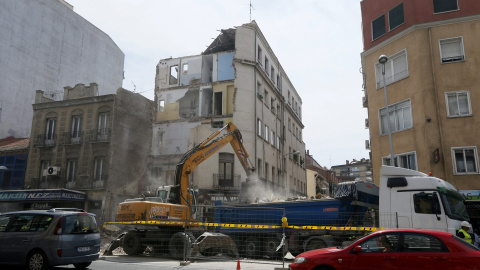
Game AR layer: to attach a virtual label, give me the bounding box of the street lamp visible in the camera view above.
[379,54,395,166]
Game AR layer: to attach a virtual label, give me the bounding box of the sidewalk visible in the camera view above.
[99,255,291,270]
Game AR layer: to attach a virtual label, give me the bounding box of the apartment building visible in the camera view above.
[0,0,124,139]
[151,21,306,203]
[361,0,480,191]
[23,83,153,222]
[331,159,373,183]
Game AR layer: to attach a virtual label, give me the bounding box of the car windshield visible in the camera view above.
[438,188,469,221]
[64,214,98,234]
[452,235,480,251]
[339,232,373,249]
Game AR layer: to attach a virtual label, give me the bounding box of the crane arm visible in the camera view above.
[174,122,255,206]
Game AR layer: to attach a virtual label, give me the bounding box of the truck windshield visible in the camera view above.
[438,188,469,221]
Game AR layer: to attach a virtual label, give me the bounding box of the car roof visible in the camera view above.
[372,228,453,237]
[1,208,90,216]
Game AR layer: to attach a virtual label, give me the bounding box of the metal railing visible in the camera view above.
[213,174,241,190]
[30,176,107,190]
[33,134,56,147]
[88,128,111,142]
[62,131,83,145]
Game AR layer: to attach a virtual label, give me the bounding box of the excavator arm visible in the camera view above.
[174,122,255,207]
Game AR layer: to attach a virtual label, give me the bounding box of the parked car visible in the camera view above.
[289,228,480,270]
[0,208,100,270]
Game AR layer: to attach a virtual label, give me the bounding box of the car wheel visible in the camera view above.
[123,231,144,255]
[73,262,92,269]
[244,237,260,259]
[27,250,48,270]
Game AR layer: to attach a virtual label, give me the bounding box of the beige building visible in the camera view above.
[150,21,306,202]
[24,83,153,222]
[361,0,480,189]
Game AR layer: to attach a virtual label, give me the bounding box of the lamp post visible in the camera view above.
[379,55,395,166]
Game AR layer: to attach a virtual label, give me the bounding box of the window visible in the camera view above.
[158,100,165,112]
[40,161,50,180]
[94,157,106,181]
[265,125,269,142]
[264,57,269,73]
[257,159,262,178]
[271,97,275,112]
[375,49,408,88]
[372,14,386,40]
[277,104,280,116]
[271,130,275,146]
[66,159,77,182]
[445,90,471,117]
[97,112,109,141]
[277,136,281,150]
[359,233,400,253]
[45,118,56,141]
[452,147,479,174]
[288,91,291,104]
[257,119,262,137]
[218,153,234,187]
[439,37,465,63]
[389,3,404,30]
[402,233,446,252]
[182,63,188,74]
[271,67,275,81]
[264,91,269,107]
[71,115,82,142]
[277,74,280,88]
[265,163,269,180]
[379,99,412,135]
[433,0,458,14]
[288,118,291,131]
[257,46,262,62]
[169,65,178,85]
[413,192,441,214]
[383,151,417,170]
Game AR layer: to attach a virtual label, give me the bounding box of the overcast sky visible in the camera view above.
[67,0,370,168]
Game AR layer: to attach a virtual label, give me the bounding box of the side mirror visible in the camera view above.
[354,246,362,253]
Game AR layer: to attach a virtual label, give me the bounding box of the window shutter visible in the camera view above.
[441,38,463,62]
[392,54,407,80]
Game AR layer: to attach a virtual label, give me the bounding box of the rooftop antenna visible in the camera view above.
[249,0,254,22]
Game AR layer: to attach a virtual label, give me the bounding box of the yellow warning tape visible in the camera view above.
[104,221,383,231]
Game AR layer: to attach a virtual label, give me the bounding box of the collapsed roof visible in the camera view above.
[203,28,236,55]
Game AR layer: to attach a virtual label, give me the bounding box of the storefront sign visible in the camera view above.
[0,189,85,202]
[459,190,480,201]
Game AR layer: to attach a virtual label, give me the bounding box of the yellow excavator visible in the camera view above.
[108,122,255,258]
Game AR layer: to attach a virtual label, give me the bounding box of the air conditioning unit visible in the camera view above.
[46,166,61,176]
[365,140,371,150]
[365,118,369,128]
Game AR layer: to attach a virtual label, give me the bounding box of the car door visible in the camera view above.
[348,233,401,270]
[395,232,452,270]
[1,213,38,264]
[0,214,13,262]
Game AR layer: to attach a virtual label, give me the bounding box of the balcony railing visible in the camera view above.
[30,176,107,190]
[88,128,111,143]
[62,131,83,145]
[213,174,241,190]
[33,134,56,147]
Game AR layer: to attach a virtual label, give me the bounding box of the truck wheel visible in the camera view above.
[305,239,327,252]
[244,237,260,259]
[169,232,194,260]
[264,237,281,259]
[123,231,144,255]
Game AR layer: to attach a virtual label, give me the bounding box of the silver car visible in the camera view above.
[0,208,100,270]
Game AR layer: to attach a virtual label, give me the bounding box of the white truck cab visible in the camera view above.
[379,166,469,234]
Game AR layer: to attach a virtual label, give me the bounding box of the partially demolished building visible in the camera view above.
[150,21,306,203]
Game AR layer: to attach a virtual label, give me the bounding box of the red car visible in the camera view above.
[289,229,480,270]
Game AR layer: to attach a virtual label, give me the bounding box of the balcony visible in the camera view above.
[213,174,241,190]
[88,128,110,143]
[62,131,83,145]
[30,175,107,190]
[33,134,56,147]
